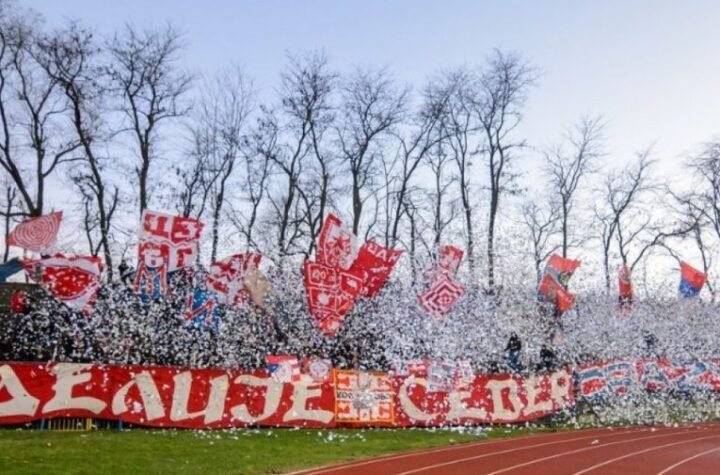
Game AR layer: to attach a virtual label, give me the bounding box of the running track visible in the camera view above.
[289,423,720,475]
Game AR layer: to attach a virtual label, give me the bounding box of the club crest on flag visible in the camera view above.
[317,213,357,270]
[301,357,333,383]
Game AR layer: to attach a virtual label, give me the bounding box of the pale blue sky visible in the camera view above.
[24,0,720,178]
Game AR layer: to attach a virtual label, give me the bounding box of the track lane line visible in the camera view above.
[287,426,630,475]
[655,446,720,475]
[393,429,643,475]
[479,427,716,475]
[570,433,720,475]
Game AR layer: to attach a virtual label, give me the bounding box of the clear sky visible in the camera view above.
[24,0,720,180]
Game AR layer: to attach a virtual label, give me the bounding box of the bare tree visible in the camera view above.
[190,67,254,262]
[521,199,561,285]
[685,142,720,245]
[107,24,192,215]
[473,50,536,291]
[388,80,451,248]
[545,116,604,257]
[37,23,119,278]
[1,181,18,261]
[337,67,406,235]
[440,68,482,275]
[594,152,683,292]
[226,139,271,252]
[0,7,81,217]
[262,52,336,258]
[424,141,459,249]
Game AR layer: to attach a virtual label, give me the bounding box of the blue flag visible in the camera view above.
[0,258,23,282]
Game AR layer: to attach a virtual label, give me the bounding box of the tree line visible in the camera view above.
[1,2,718,299]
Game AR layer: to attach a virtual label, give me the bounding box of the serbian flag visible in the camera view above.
[206,253,262,306]
[538,273,576,312]
[7,211,62,253]
[544,254,581,287]
[679,261,706,298]
[266,355,301,383]
[139,210,204,271]
[24,254,102,315]
[184,288,220,328]
[317,213,357,270]
[304,260,363,337]
[348,240,402,297]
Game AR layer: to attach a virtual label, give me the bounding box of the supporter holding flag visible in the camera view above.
[618,265,634,311]
[679,261,706,298]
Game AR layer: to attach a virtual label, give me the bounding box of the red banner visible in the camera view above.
[0,362,573,429]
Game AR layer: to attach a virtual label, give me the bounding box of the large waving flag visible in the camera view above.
[206,253,262,306]
[7,211,63,253]
[679,261,706,298]
[348,240,403,298]
[544,254,581,286]
[538,273,575,312]
[317,213,357,270]
[24,254,102,315]
[139,210,204,272]
[538,254,581,312]
[304,260,364,337]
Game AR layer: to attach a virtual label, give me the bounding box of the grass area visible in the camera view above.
[0,425,544,475]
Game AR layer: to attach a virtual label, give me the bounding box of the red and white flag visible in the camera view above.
[538,273,576,312]
[304,260,364,337]
[418,275,465,319]
[7,211,63,253]
[266,355,301,383]
[24,254,102,315]
[437,245,463,278]
[317,213,357,270]
[206,253,262,306]
[139,210,204,271]
[418,244,465,319]
[348,240,403,298]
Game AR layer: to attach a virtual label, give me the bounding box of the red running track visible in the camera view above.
[289,423,720,475]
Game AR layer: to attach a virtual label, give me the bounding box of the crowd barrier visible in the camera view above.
[0,359,718,429]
